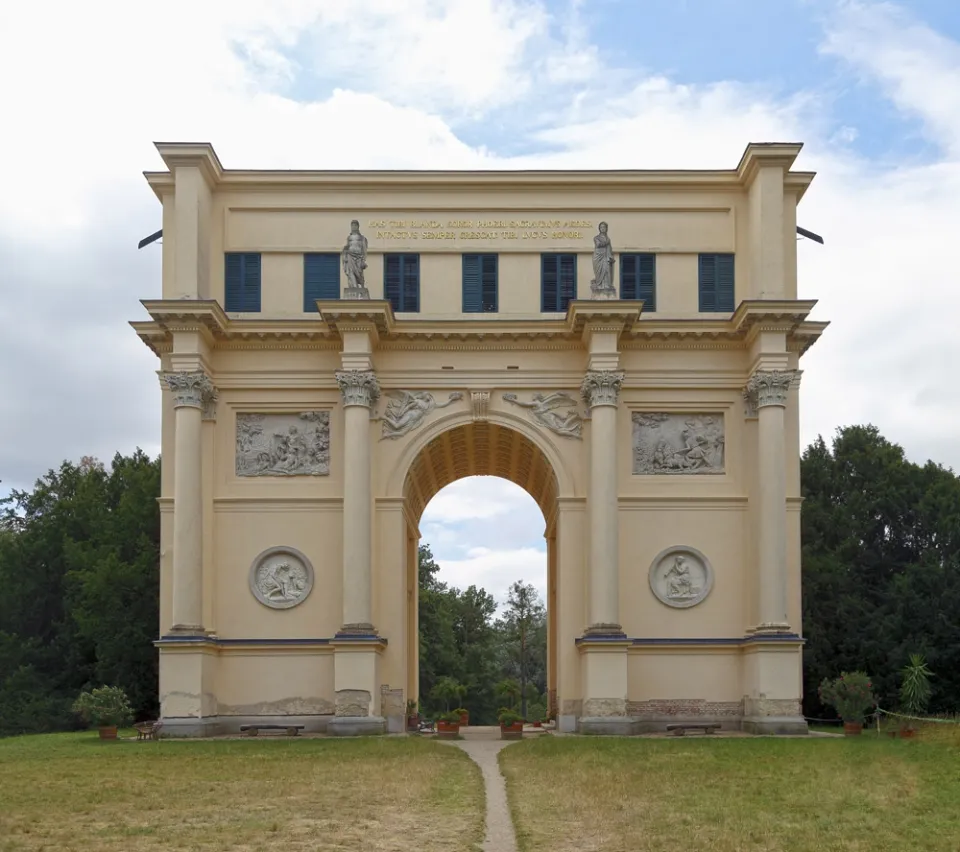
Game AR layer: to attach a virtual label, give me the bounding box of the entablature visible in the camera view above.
[131,298,826,357]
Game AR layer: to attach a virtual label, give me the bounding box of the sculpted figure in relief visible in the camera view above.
[503,392,583,438]
[633,413,724,474]
[341,219,369,296]
[236,412,330,476]
[590,221,616,298]
[378,390,464,439]
[257,560,308,604]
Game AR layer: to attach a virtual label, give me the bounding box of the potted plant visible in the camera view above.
[454,707,469,727]
[72,685,134,739]
[405,699,420,732]
[818,671,876,735]
[898,654,934,738]
[436,710,462,739]
[498,708,524,740]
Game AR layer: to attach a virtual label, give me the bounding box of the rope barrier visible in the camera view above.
[875,708,960,725]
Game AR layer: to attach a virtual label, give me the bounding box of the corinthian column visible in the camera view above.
[164,370,216,634]
[580,370,625,635]
[335,369,380,634]
[745,369,796,632]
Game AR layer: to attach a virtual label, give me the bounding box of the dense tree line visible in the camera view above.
[0,452,160,736]
[1,423,958,736]
[800,425,960,718]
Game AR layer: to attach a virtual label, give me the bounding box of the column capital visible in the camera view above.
[164,370,217,413]
[744,369,797,409]
[336,369,381,408]
[581,370,624,409]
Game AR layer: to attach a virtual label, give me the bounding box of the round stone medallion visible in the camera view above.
[249,546,314,609]
[648,545,714,609]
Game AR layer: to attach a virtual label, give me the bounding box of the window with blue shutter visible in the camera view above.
[303,253,340,311]
[620,253,656,311]
[462,254,498,312]
[384,254,420,312]
[224,252,261,313]
[698,253,735,312]
[541,253,577,312]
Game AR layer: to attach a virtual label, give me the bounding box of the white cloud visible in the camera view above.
[2,0,960,507]
[422,477,535,524]
[435,542,547,611]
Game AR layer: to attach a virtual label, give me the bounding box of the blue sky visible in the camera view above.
[2,0,959,610]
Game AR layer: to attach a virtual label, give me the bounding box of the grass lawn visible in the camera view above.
[0,732,484,851]
[501,729,960,852]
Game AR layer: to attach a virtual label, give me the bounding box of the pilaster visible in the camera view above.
[163,369,217,635]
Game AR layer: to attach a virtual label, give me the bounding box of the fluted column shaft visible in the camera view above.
[164,371,215,633]
[336,370,380,633]
[746,370,795,632]
[581,370,625,633]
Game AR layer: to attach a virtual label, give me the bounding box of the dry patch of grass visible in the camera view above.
[0,732,484,851]
[501,734,960,852]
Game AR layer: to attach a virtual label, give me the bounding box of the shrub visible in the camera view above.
[818,671,875,724]
[72,685,134,728]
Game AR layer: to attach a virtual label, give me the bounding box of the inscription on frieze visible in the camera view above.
[236,412,330,476]
[632,413,725,475]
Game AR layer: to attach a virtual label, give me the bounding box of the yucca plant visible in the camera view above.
[899,654,934,733]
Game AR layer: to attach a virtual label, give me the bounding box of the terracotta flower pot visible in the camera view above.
[458,711,469,727]
[843,721,863,736]
[500,722,523,740]
[436,721,460,739]
[98,725,118,740]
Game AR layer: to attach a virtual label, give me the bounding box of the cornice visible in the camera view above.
[143,141,816,201]
[131,298,827,357]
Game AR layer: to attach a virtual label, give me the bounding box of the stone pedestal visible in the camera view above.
[328,638,386,736]
[343,286,371,300]
[577,637,634,735]
[155,637,221,736]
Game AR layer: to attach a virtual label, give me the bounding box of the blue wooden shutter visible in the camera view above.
[463,254,498,312]
[621,253,656,310]
[303,253,340,311]
[384,254,402,310]
[225,252,261,312]
[463,254,481,312]
[401,254,419,312]
[385,254,419,312]
[698,253,734,312]
[541,254,559,312]
[558,254,576,310]
[716,253,734,311]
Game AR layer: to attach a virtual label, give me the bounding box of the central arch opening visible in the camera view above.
[402,422,561,726]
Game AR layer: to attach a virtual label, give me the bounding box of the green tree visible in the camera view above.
[800,426,960,717]
[496,581,546,718]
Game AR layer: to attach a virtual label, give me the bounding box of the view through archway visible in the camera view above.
[401,421,559,727]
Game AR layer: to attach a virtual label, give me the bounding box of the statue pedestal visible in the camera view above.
[590,285,617,301]
[343,286,371,300]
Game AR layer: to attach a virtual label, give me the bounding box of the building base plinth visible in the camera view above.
[741,715,809,735]
[578,716,640,735]
[158,717,224,738]
[326,716,386,736]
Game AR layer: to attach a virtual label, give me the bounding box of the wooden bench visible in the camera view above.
[239,724,305,737]
[134,720,163,741]
[666,723,720,736]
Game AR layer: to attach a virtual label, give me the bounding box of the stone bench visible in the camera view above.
[666,723,720,736]
[239,724,304,737]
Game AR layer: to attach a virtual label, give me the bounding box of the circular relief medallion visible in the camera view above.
[648,545,714,609]
[249,546,314,610]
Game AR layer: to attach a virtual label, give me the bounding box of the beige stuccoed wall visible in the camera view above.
[145,143,821,733]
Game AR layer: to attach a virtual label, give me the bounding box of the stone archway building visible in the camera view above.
[133,142,826,736]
